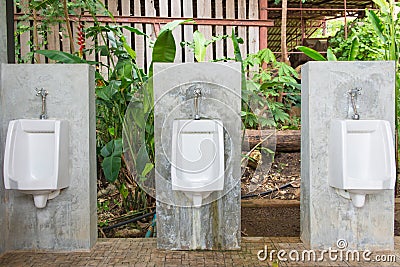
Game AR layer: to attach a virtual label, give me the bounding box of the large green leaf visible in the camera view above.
[100,139,123,158]
[193,30,207,62]
[296,46,327,61]
[102,155,121,183]
[36,50,87,64]
[100,139,123,183]
[326,48,337,61]
[348,36,360,61]
[368,10,387,43]
[152,30,176,63]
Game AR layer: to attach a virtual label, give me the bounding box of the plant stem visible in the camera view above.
[32,9,41,63]
[63,0,75,54]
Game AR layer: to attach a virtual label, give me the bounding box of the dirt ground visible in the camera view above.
[241,204,300,237]
[241,152,301,237]
[241,152,301,200]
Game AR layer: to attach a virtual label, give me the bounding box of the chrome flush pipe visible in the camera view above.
[348,88,361,120]
[35,88,48,119]
[194,88,201,120]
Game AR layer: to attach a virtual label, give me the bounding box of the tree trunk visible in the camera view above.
[281,0,289,65]
[279,0,289,103]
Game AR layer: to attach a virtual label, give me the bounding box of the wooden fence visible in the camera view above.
[14,0,270,71]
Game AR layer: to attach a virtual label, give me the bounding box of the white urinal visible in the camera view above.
[171,119,224,207]
[4,119,69,208]
[328,119,395,208]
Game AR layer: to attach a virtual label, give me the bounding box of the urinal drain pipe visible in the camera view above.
[102,211,155,231]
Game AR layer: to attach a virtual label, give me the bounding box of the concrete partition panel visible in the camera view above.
[301,61,395,250]
[0,64,96,251]
[153,63,241,250]
[0,0,8,255]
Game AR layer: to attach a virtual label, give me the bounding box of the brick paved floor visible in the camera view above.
[1,237,400,266]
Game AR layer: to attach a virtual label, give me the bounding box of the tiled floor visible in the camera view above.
[1,237,400,266]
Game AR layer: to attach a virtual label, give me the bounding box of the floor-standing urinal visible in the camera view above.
[328,119,396,207]
[4,119,69,208]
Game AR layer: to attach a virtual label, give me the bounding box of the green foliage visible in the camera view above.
[35,15,182,212]
[367,0,400,157]
[329,19,385,61]
[14,0,103,63]
[180,30,229,62]
[243,48,300,129]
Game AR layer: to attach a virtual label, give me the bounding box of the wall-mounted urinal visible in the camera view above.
[328,119,395,208]
[4,119,69,208]
[171,119,224,207]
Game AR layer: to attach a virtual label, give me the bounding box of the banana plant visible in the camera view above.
[368,0,400,178]
[368,0,399,126]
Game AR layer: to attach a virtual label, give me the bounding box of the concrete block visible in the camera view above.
[0,64,97,251]
[301,61,395,250]
[153,62,241,250]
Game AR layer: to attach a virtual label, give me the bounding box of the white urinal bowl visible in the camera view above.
[329,119,395,208]
[3,119,69,208]
[171,119,224,207]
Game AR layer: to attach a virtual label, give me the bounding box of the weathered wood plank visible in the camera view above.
[215,0,224,60]
[98,0,108,78]
[36,26,45,63]
[121,0,131,56]
[171,0,182,62]
[237,0,247,58]
[248,0,260,74]
[183,1,194,62]
[47,24,60,61]
[61,26,71,53]
[226,0,235,58]
[159,0,168,17]
[197,0,212,61]
[244,129,301,152]
[107,0,118,16]
[71,0,81,53]
[85,22,96,61]
[242,199,300,208]
[19,0,31,63]
[145,0,156,71]
[134,0,145,69]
